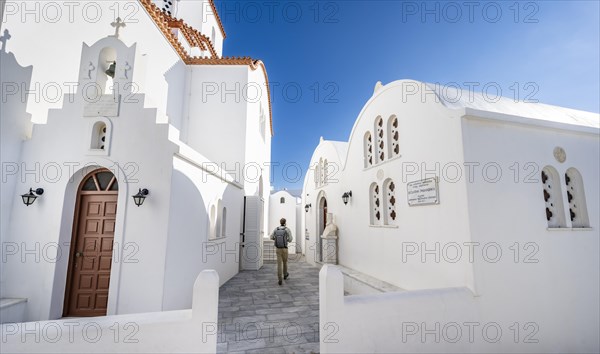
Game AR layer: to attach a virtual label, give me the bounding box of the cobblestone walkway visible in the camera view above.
[217,257,320,353]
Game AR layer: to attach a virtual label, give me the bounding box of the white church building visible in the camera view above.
[303,80,599,352]
[1,0,272,323]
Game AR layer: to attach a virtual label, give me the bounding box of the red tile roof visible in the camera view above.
[139,0,273,136]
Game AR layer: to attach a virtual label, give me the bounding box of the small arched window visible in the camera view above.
[323,159,328,185]
[387,115,399,158]
[280,197,285,204]
[211,27,216,45]
[364,132,373,168]
[565,168,589,228]
[91,122,107,150]
[318,158,324,187]
[369,183,381,225]
[374,116,384,163]
[259,105,266,141]
[221,207,227,237]
[209,205,217,239]
[383,179,397,225]
[215,200,222,238]
[541,166,566,228]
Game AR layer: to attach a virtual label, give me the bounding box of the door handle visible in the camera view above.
[75,251,83,258]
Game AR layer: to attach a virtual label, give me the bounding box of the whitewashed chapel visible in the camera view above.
[1,0,272,322]
[303,79,600,353]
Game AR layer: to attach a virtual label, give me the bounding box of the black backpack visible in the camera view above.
[274,227,288,248]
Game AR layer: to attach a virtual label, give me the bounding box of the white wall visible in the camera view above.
[311,80,599,353]
[302,139,346,264]
[320,265,479,353]
[2,0,183,125]
[0,49,32,294]
[1,0,272,323]
[162,156,243,310]
[185,65,249,173]
[461,115,600,352]
[1,270,219,353]
[303,80,475,292]
[268,191,298,252]
[244,65,272,235]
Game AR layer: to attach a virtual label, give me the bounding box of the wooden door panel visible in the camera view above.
[87,202,102,216]
[66,193,117,317]
[105,202,117,216]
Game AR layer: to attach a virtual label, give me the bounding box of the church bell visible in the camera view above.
[105,61,116,78]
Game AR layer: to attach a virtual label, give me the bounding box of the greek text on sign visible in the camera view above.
[407,177,439,206]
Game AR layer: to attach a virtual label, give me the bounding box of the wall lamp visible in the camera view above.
[342,191,353,205]
[304,203,312,212]
[21,188,44,206]
[132,188,149,207]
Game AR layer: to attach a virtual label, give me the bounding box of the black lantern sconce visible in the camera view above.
[342,191,352,205]
[21,188,44,206]
[304,203,312,212]
[132,188,149,207]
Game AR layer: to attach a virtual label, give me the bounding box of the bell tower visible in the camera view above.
[154,0,224,56]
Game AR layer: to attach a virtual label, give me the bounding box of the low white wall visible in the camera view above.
[0,299,27,325]
[1,271,219,353]
[320,265,481,353]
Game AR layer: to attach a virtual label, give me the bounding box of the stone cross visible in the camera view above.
[111,17,126,38]
[0,29,11,52]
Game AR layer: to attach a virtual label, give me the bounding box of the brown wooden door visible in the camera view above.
[64,170,118,317]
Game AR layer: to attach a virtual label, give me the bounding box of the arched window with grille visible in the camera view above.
[387,115,399,158]
[541,166,566,228]
[91,122,107,150]
[364,132,373,168]
[314,162,320,188]
[280,197,285,204]
[374,116,384,163]
[383,179,397,225]
[323,159,328,185]
[369,183,381,225]
[565,168,589,228]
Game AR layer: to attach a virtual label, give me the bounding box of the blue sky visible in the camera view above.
[214,0,600,190]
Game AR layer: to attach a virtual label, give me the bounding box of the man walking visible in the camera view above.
[270,218,293,285]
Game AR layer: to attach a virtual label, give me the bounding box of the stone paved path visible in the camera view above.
[217,257,320,353]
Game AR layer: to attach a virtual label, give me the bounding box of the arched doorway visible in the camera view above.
[317,195,327,262]
[63,169,118,317]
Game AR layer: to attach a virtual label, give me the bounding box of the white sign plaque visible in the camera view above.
[83,95,120,117]
[407,177,439,206]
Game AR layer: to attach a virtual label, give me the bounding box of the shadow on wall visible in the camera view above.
[163,61,187,129]
[162,169,207,310]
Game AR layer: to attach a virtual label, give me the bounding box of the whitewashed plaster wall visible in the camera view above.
[1,0,273,323]
[302,140,346,264]
[184,65,249,172]
[0,49,33,293]
[269,191,298,252]
[162,156,243,311]
[303,80,476,292]
[244,65,272,224]
[1,1,183,126]
[1,79,177,321]
[461,115,600,352]
[1,270,219,353]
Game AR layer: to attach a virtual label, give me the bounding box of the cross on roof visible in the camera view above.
[0,29,11,52]
[111,17,126,38]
